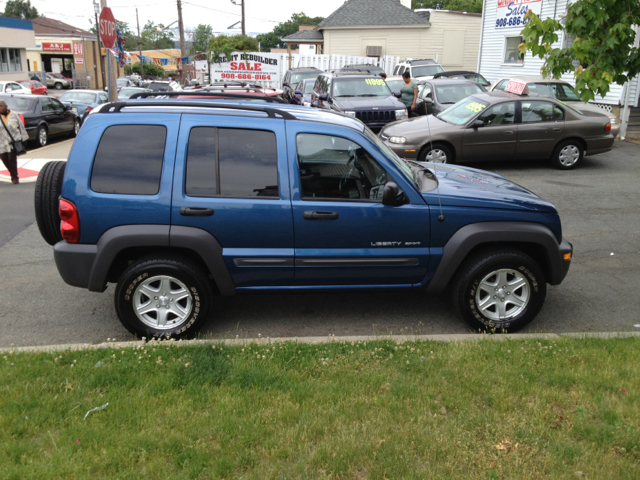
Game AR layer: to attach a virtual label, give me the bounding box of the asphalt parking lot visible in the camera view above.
[0,140,638,347]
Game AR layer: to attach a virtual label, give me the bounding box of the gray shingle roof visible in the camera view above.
[316,0,431,28]
[281,30,325,42]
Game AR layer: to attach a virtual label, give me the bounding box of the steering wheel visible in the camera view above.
[338,147,362,194]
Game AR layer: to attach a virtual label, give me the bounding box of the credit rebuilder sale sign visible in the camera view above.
[495,0,542,29]
[210,52,281,83]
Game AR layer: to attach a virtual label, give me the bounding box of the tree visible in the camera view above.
[2,0,39,19]
[189,24,213,55]
[520,0,640,102]
[411,0,482,14]
[140,21,175,50]
[208,34,259,62]
[124,62,165,78]
[256,12,324,52]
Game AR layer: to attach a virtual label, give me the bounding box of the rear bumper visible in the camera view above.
[54,241,98,290]
[585,136,614,156]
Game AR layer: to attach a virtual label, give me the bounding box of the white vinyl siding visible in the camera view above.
[478,0,640,106]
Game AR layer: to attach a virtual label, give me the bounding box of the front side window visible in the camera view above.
[40,98,53,112]
[503,36,524,64]
[186,127,279,198]
[50,99,65,113]
[521,101,564,123]
[296,133,389,202]
[547,83,581,102]
[477,102,516,126]
[91,125,167,195]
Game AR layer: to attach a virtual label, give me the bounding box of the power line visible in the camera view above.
[180,1,280,23]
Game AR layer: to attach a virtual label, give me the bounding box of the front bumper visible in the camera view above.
[381,137,421,159]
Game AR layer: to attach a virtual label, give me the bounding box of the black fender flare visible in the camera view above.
[426,222,571,293]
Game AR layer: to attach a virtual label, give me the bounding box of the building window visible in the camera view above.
[0,49,22,73]
[503,36,524,65]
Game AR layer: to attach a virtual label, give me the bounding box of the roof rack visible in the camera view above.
[129,91,287,103]
[101,100,297,120]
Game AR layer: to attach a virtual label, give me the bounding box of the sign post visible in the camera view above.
[99,7,117,101]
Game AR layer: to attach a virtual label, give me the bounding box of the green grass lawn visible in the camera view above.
[1,336,639,479]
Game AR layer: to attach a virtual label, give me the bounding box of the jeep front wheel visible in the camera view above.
[115,256,213,339]
[451,249,546,332]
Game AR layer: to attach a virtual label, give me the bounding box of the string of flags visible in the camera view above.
[108,50,208,66]
[115,28,127,67]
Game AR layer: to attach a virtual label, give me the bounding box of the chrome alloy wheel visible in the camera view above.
[558,144,580,167]
[475,269,530,321]
[425,148,448,163]
[133,275,193,330]
[38,128,47,146]
[74,119,80,135]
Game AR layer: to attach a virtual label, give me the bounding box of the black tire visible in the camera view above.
[551,139,584,170]
[418,143,453,164]
[55,82,62,90]
[36,125,48,147]
[70,118,80,137]
[115,256,213,339]
[451,249,547,332]
[34,161,66,246]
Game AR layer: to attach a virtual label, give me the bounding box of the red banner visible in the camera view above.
[42,42,72,52]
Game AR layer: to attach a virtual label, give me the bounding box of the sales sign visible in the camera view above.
[42,42,71,52]
[495,0,542,29]
[210,52,281,84]
[504,80,528,94]
[74,43,83,56]
[74,58,84,64]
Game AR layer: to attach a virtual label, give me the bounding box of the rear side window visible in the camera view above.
[186,127,279,198]
[91,125,166,195]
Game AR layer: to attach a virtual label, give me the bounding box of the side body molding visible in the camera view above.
[426,222,567,294]
[88,225,170,292]
[169,226,236,295]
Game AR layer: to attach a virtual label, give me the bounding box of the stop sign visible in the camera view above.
[99,7,117,49]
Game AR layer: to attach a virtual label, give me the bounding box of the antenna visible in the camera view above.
[425,111,445,222]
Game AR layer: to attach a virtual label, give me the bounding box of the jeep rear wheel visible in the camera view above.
[115,256,213,339]
[451,249,546,332]
[34,161,66,245]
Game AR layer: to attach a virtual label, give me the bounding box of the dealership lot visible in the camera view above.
[0,140,638,348]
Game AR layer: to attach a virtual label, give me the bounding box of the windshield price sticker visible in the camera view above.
[505,80,527,95]
[365,78,386,86]
[465,102,487,113]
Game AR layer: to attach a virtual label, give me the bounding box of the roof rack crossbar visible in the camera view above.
[129,91,287,103]
[102,100,297,120]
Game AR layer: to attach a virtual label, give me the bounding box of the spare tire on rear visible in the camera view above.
[34,161,66,246]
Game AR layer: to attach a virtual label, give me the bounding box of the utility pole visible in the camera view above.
[177,0,186,84]
[94,1,106,88]
[241,0,245,36]
[136,8,144,80]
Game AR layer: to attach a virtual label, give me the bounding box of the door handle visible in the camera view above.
[503,131,514,135]
[180,207,214,217]
[303,211,339,220]
[552,128,562,132]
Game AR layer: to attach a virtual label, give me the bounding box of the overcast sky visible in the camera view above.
[16,0,346,36]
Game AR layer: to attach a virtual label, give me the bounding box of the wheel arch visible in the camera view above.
[555,136,586,153]
[426,222,567,294]
[418,139,457,162]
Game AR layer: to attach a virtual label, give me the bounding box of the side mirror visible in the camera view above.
[393,92,401,98]
[382,182,399,206]
[294,90,302,95]
[471,119,484,129]
[65,105,72,110]
[424,97,434,105]
[319,94,328,101]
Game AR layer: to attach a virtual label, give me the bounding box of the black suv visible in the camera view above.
[282,67,322,103]
[311,72,407,130]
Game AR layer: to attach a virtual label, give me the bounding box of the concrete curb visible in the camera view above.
[2,331,639,354]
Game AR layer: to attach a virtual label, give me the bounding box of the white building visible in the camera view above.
[477,0,640,123]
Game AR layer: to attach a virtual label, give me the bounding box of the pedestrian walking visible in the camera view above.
[0,100,29,184]
[399,71,419,117]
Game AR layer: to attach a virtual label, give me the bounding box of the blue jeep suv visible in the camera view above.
[34,98,572,338]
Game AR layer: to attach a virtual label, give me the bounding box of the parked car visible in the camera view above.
[392,59,444,79]
[18,80,47,95]
[33,99,573,339]
[282,67,321,103]
[0,94,79,147]
[380,91,614,169]
[311,72,407,131]
[340,64,386,75]
[116,77,133,91]
[291,78,315,106]
[432,71,491,87]
[118,87,153,100]
[0,81,32,95]
[490,75,620,136]
[414,79,486,116]
[59,90,109,123]
[146,81,182,93]
[46,74,72,90]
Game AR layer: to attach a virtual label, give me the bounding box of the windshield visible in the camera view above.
[61,92,96,103]
[302,81,315,94]
[333,78,391,97]
[290,71,319,85]
[437,96,488,125]
[364,127,417,188]
[412,65,444,77]
[386,79,405,93]
[117,79,129,86]
[435,84,486,104]
[1,96,36,112]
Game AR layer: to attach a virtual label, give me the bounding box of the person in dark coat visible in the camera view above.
[0,100,29,184]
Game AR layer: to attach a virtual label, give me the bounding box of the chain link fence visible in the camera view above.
[28,71,47,84]
[72,68,90,89]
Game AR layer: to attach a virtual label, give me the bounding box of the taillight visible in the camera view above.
[18,114,24,125]
[85,107,92,113]
[604,123,611,132]
[59,199,80,243]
